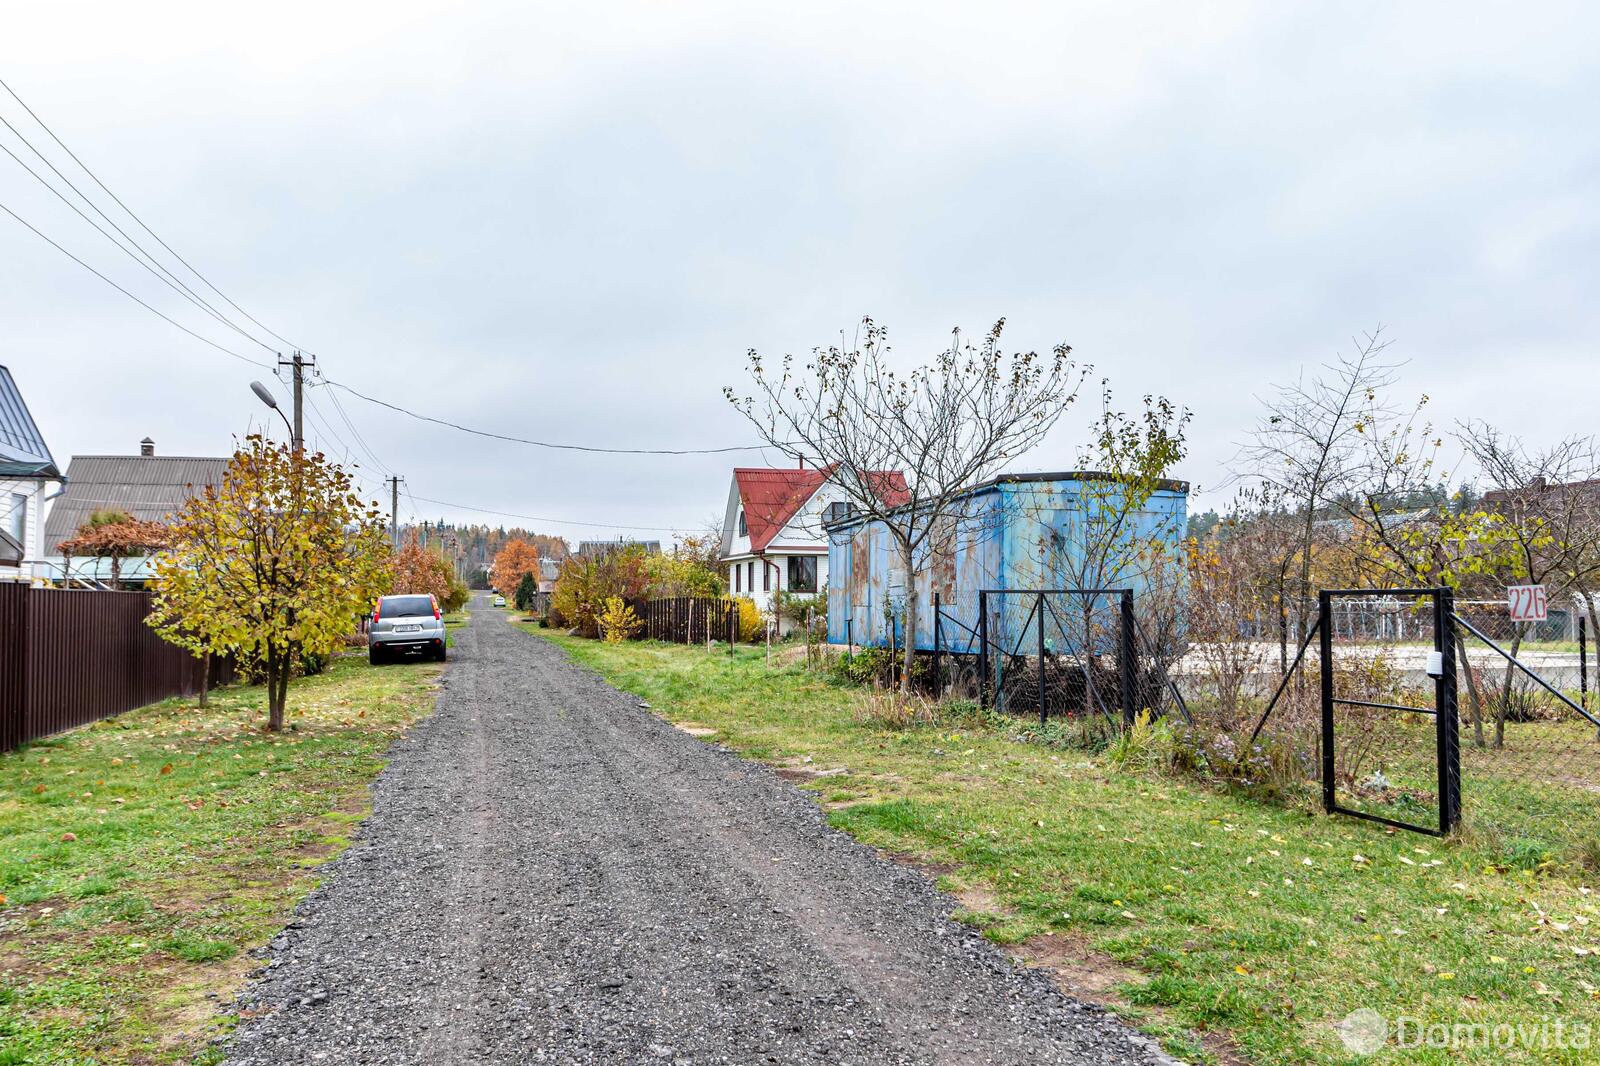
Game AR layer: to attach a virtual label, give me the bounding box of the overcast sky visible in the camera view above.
[2,2,1595,542]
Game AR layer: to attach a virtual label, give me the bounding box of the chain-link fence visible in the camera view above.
[1451,602,1600,862]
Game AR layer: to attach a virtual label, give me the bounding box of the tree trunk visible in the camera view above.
[199,651,211,709]
[899,542,917,695]
[1493,624,1527,749]
[1457,632,1486,749]
[266,646,286,732]
[1277,596,1290,676]
[1586,597,1600,712]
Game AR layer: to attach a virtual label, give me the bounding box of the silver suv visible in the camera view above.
[369,594,447,664]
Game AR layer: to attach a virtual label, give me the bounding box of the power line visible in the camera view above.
[324,378,767,456]
[0,116,277,354]
[404,492,692,533]
[0,197,273,369]
[315,376,394,475]
[0,75,304,352]
[0,82,764,460]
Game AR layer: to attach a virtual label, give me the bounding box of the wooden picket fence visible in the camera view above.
[644,596,738,645]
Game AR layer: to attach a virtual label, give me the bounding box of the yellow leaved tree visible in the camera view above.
[147,436,392,731]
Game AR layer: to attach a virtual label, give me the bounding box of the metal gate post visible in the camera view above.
[1119,590,1137,727]
[1582,615,1589,711]
[1435,587,1461,834]
[1319,590,1336,815]
[933,593,943,699]
[978,591,989,709]
[1036,591,1047,725]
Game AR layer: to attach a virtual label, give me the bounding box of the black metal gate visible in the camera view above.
[1318,588,1461,836]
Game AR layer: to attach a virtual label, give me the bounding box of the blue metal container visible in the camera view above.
[825,471,1188,652]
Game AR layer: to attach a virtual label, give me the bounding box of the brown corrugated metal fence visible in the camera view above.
[0,584,233,752]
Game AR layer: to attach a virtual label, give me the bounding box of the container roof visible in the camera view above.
[822,469,1189,529]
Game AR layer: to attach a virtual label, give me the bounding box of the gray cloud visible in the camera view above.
[2,1,1596,537]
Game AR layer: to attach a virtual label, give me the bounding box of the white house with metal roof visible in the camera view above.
[0,366,64,584]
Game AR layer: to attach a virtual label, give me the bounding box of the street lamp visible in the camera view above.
[250,381,293,437]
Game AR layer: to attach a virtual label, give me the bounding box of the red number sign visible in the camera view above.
[1507,585,1548,623]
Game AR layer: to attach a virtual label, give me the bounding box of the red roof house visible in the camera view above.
[718,464,907,622]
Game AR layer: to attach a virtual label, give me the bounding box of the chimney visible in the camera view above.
[140,437,155,457]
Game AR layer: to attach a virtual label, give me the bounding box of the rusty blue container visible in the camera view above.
[825,471,1188,652]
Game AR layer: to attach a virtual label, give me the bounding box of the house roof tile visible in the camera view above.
[733,466,909,552]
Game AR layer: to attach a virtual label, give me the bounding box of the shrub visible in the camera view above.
[1167,723,1314,804]
[597,596,642,643]
[854,688,939,729]
[829,646,893,685]
[552,548,650,638]
[1107,710,1171,773]
[732,596,764,642]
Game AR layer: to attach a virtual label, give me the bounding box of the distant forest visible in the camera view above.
[401,521,571,585]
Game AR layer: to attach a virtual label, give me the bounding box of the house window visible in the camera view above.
[747,560,755,593]
[788,555,817,593]
[763,561,770,592]
[825,501,855,525]
[738,510,747,536]
[733,563,741,593]
[8,493,24,545]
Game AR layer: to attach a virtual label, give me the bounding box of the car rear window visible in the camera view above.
[379,595,434,618]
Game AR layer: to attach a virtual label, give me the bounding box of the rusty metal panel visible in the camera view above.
[822,475,1190,653]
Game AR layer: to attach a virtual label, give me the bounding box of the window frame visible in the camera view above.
[787,554,817,593]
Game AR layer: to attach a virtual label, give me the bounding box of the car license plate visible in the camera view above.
[396,624,421,633]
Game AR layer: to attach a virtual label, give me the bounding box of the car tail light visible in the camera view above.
[433,599,441,620]
[372,604,381,623]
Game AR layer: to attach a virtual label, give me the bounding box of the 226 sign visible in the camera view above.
[1507,584,1548,623]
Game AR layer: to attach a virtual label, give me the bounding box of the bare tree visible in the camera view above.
[1235,329,1399,645]
[1458,422,1600,746]
[726,317,1085,691]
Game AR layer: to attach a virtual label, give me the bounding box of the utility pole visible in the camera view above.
[387,475,403,546]
[276,351,314,454]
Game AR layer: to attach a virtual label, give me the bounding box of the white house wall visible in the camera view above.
[0,478,50,582]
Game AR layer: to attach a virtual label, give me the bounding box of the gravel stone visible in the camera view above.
[225,595,1180,1065]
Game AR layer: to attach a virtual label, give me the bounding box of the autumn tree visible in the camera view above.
[729,317,1084,691]
[56,510,171,590]
[147,436,391,732]
[491,539,542,599]
[392,533,469,612]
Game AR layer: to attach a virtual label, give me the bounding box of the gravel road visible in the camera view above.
[226,595,1178,1065]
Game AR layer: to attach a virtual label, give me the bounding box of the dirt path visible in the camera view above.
[226,595,1176,1065]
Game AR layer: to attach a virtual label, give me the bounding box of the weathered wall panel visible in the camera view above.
[825,474,1188,651]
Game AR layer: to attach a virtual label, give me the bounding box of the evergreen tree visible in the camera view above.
[515,571,539,611]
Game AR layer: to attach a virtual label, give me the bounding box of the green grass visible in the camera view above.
[0,652,442,1064]
[532,629,1600,1065]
